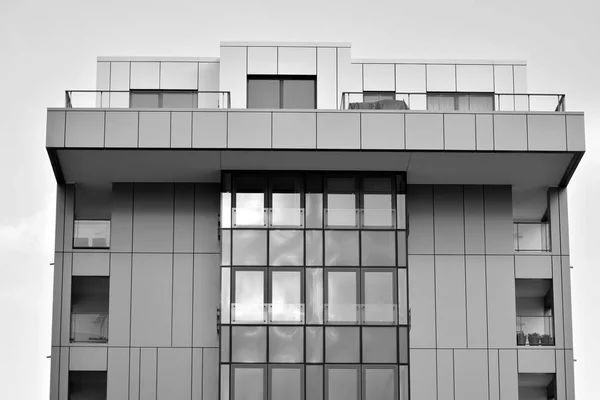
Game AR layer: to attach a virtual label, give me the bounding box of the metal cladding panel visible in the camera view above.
[513,65,528,93]
[444,113,476,150]
[72,252,109,276]
[203,349,219,400]
[552,256,565,348]
[272,112,317,149]
[219,46,247,108]
[130,254,173,347]
[514,255,552,279]
[192,349,203,400]
[436,349,454,400]
[174,184,195,253]
[108,253,132,346]
[316,113,360,149]
[58,347,69,399]
[407,185,434,254]
[475,114,494,151]
[463,185,485,254]
[47,110,65,147]
[337,47,362,102]
[160,62,199,89]
[360,113,404,150]
[456,65,494,92]
[69,347,108,371]
[172,254,194,347]
[65,111,105,148]
[435,255,467,348]
[130,61,160,89]
[486,256,516,348]
[408,255,436,348]
[228,112,272,148]
[493,65,514,93]
[54,186,65,252]
[548,188,561,256]
[527,114,567,151]
[105,111,138,148]
[405,113,444,150]
[111,183,134,252]
[317,47,337,109]
[498,350,518,400]
[559,189,570,256]
[51,253,63,347]
[129,348,141,400]
[363,64,395,91]
[96,61,110,90]
[555,350,566,400]
[278,47,317,75]
[133,183,174,253]
[395,64,426,93]
[193,183,220,254]
[410,349,437,400]
[562,255,574,349]
[566,114,585,151]
[426,64,456,92]
[493,114,527,151]
[483,186,513,255]
[434,185,465,254]
[138,111,171,148]
[193,254,220,347]
[566,350,575,399]
[454,350,489,400]
[517,349,556,373]
[171,112,192,148]
[247,47,277,75]
[198,62,220,91]
[59,253,72,346]
[192,111,227,148]
[488,350,500,400]
[466,255,488,348]
[110,61,130,90]
[140,348,158,399]
[157,348,193,399]
[50,347,59,400]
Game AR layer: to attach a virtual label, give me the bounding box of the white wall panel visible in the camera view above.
[173,254,193,347]
[131,62,160,89]
[407,185,434,254]
[133,183,174,253]
[528,115,567,151]
[193,254,220,347]
[203,349,219,400]
[466,256,488,348]
[129,348,141,400]
[198,63,220,91]
[192,349,203,400]
[192,112,227,148]
[220,46,247,108]
[488,350,500,400]
[278,47,316,75]
[405,114,444,150]
[484,186,513,254]
[273,112,316,149]
[194,183,220,254]
[434,185,464,254]
[514,255,552,279]
[59,253,72,346]
[518,350,556,373]
[131,254,173,347]
[566,115,585,151]
[65,111,105,148]
[317,48,337,109]
[228,112,271,148]
[409,255,436,348]
[360,113,404,150]
[436,255,467,348]
[46,110,65,148]
[498,350,518,400]
[410,349,437,400]
[96,61,110,91]
[160,62,198,89]
[316,113,360,149]
[444,114,476,150]
[138,112,171,148]
[51,254,63,347]
[157,348,192,399]
[107,348,129,400]
[174,184,194,252]
[513,65,528,93]
[494,66,514,93]
[69,347,107,371]
[395,64,426,93]
[475,114,494,151]
[140,348,158,400]
[363,64,395,91]
[487,256,516,348]
[455,350,488,399]
[337,48,362,106]
[72,252,109,276]
[108,254,132,346]
[437,350,454,400]
[493,114,527,151]
[171,112,192,148]
[110,61,130,90]
[456,65,494,92]
[247,47,277,74]
[105,111,138,148]
[426,65,456,92]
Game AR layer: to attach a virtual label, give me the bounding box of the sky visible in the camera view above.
[1,0,599,398]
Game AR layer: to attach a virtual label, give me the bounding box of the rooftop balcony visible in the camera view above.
[66,90,231,109]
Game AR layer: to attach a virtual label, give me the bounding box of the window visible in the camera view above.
[248,76,316,109]
[129,90,198,108]
[70,277,109,343]
[427,92,494,111]
[68,371,107,400]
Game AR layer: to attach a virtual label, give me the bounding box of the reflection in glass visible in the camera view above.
[362,328,397,363]
[326,194,357,227]
[305,193,323,228]
[231,326,267,362]
[306,366,323,400]
[269,327,304,363]
[325,231,359,266]
[306,268,323,324]
[398,269,408,324]
[306,231,323,266]
[364,271,396,323]
[327,368,358,400]
[272,194,302,227]
[222,268,231,323]
[271,271,302,322]
[235,193,265,226]
[325,327,360,363]
[269,230,303,266]
[361,231,395,266]
[306,326,323,362]
[397,231,407,267]
[271,368,302,400]
[233,366,264,400]
[232,230,267,265]
[234,270,264,323]
[327,271,358,323]
[364,368,396,400]
[363,194,393,227]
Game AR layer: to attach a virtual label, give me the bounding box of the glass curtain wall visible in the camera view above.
[220,172,409,400]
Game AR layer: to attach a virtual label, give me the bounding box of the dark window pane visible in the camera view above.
[233,366,264,400]
[232,230,267,265]
[325,231,359,266]
[306,366,323,400]
[325,327,359,362]
[231,326,266,362]
[130,92,159,108]
[306,326,323,362]
[271,368,302,400]
[306,268,324,324]
[269,230,303,266]
[162,92,197,108]
[361,231,395,266]
[364,368,397,400]
[327,368,358,400]
[362,327,397,363]
[282,79,316,109]
[248,79,280,109]
[269,327,304,363]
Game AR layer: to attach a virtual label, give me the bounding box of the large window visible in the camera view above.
[427,92,494,111]
[247,76,316,109]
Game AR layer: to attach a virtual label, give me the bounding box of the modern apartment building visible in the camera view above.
[45,42,584,400]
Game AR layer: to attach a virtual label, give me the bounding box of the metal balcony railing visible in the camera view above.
[70,312,108,343]
[340,92,566,112]
[65,90,231,109]
[516,316,555,346]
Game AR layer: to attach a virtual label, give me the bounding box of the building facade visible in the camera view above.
[46,42,584,400]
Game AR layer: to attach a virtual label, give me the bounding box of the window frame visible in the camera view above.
[247,75,317,109]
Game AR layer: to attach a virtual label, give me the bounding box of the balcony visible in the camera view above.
[514,222,550,252]
[340,92,566,112]
[73,220,110,249]
[70,312,108,343]
[516,316,555,346]
[65,90,231,109]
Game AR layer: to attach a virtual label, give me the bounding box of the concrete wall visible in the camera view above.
[50,183,220,400]
[407,184,574,400]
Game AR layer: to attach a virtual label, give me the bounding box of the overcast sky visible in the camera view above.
[1,0,599,398]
